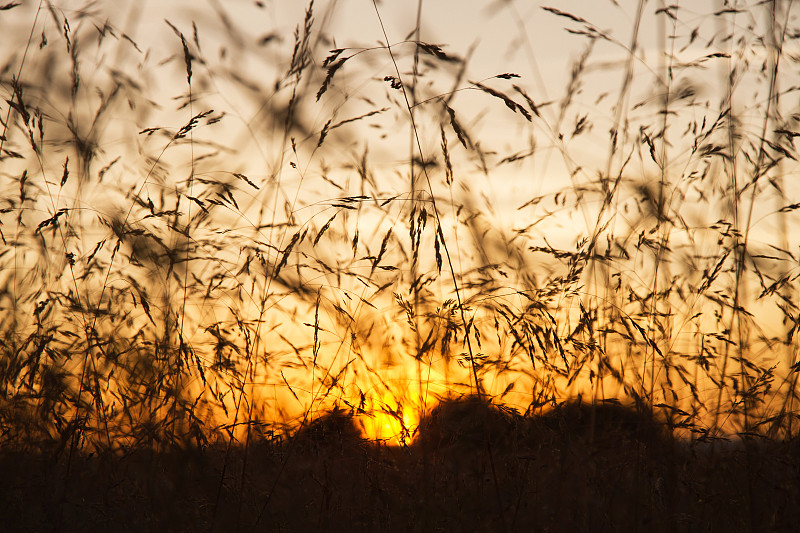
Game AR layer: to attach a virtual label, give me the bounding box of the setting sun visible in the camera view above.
[358,395,420,445]
[2,0,800,531]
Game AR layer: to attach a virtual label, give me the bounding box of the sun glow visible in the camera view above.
[358,394,421,445]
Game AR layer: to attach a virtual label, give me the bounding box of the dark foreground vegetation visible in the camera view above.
[2,396,799,533]
[3,1,800,531]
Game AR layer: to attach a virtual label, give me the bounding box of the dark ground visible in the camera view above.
[1,397,798,533]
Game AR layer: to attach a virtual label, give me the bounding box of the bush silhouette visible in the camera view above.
[291,407,366,455]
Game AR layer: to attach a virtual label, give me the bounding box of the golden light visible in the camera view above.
[358,393,421,445]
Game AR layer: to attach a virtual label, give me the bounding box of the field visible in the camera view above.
[1,0,800,531]
[2,397,799,532]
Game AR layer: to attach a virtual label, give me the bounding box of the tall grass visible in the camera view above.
[2,1,800,532]
[1,0,799,459]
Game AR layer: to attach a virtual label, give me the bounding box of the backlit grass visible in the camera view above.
[1,0,800,531]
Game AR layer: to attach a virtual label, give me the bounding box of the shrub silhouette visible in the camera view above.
[530,399,670,449]
[415,395,521,453]
[414,395,668,452]
[291,407,366,455]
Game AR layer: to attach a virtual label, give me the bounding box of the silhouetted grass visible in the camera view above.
[1,397,799,532]
[1,0,800,531]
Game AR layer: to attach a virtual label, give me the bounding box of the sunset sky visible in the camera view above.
[2,0,797,442]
